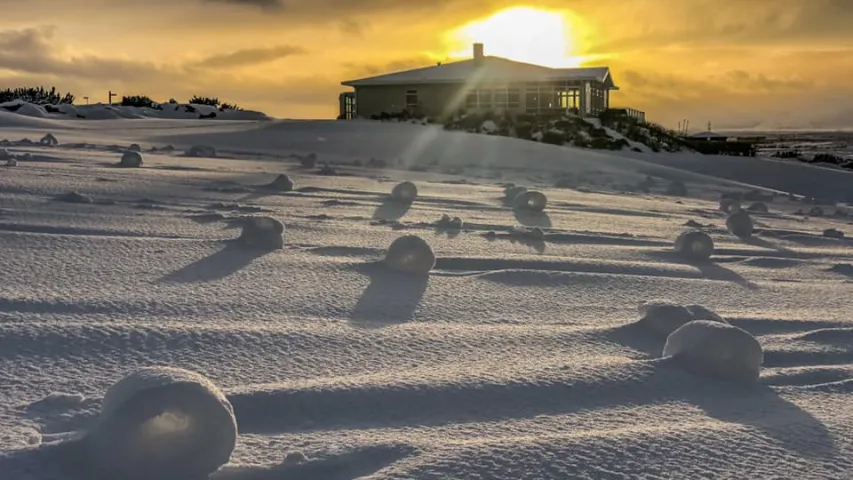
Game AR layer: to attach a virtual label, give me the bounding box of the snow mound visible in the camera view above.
[726,210,754,238]
[128,144,142,153]
[391,181,418,202]
[120,151,143,168]
[663,320,764,384]
[515,190,548,212]
[85,367,237,479]
[384,235,435,275]
[1,100,269,121]
[237,216,285,250]
[637,300,728,337]
[674,230,714,261]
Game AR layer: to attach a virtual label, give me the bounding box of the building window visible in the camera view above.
[465,90,478,109]
[507,88,520,108]
[494,89,508,108]
[478,89,492,108]
[405,90,418,110]
[525,90,538,112]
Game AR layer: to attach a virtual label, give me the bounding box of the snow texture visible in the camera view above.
[663,321,764,384]
[86,367,237,479]
[0,113,852,479]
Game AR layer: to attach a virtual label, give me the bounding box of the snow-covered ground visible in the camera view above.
[0,108,852,479]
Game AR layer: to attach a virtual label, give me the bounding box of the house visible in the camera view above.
[339,43,620,120]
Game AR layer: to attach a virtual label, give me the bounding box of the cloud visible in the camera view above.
[193,45,306,68]
[204,0,283,10]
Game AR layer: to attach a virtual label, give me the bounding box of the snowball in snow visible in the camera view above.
[663,320,764,383]
[120,151,143,168]
[481,120,498,133]
[301,152,318,169]
[384,235,436,275]
[674,229,714,261]
[39,133,58,146]
[267,174,294,192]
[128,144,142,152]
[0,148,10,160]
[747,202,768,213]
[54,192,93,204]
[86,367,237,480]
[237,216,285,250]
[726,210,754,238]
[719,198,741,214]
[504,186,527,204]
[186,145,216,158]
[6,158,16,167]
[391,181,418,203]
[823,228,844,239]
[637,300,728,337]
[516,190,548,211]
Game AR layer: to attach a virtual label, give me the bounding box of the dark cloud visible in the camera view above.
[193,45,305,68]
[204,0,283,10]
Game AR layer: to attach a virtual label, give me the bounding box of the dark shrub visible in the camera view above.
[541,130,566,145]
[189,96,220,106]
[515,122,533,140]
[121,95,159,108]
[0,86,74,105]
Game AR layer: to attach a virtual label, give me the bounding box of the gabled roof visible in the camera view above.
[342,56,617,89]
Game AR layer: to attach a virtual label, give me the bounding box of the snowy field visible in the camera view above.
[0,108,852,479]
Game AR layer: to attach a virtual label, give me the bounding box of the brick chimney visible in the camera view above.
[473,43,484,65]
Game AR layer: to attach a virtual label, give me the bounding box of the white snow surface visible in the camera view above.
[0,112,852,479]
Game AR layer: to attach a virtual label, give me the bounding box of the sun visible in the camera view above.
[447,7,584,68]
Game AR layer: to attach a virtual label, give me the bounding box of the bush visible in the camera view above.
[541,130,566,145]
[120,95,159,109]
[219,102,242,111]
[188,95,220,106]
[0,86,74,105]
[515,122,533,140]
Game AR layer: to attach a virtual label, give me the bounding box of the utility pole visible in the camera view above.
[108,90,117,105]
[83,96,89,105]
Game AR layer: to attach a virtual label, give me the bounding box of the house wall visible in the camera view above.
[354,84,468,118]
[353,80,613,119]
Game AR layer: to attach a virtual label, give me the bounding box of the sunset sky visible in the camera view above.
[1,0,849,130]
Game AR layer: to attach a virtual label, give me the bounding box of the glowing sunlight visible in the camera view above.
[448,7,583,68]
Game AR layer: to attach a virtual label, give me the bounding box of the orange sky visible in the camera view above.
[0,0,849,129]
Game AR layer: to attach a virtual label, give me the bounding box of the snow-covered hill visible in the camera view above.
[0,114,851,479]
